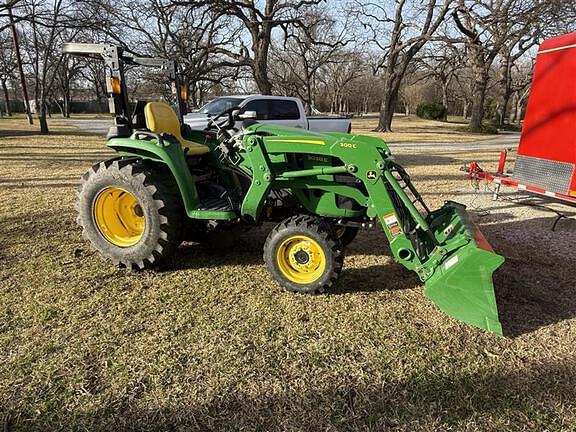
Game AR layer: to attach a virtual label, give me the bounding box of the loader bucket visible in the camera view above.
[424,202,504,335]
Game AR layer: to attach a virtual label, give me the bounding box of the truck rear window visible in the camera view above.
[269,100,300,120]
[243,99,301,121]
[243,100,270,120]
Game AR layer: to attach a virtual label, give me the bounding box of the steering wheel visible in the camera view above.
[206,107,237,141]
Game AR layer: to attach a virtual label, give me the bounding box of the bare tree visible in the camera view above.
[508,58,533,126]
[0,30,16,116]
[0,0,29,32]
[315,50,364,113]
[93,0,242,107]
[352,0,453,132]
[451,0,548,131]
[5,0,34,124]
[270,9,351,113]
[17,0,84,132]
[172,0,327,95]
[52,49,84,117]
[419,43,463,120]
[399,69,434,116]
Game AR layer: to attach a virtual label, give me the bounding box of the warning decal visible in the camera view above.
[383,212,403,237]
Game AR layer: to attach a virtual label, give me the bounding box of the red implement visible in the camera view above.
[466,32,576,206]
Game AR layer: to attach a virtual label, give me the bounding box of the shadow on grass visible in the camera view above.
[161,213,576,338]
[0,182,79,190]
[3,360,574,431]
[0,175,80,190]
[335,263,421,293]
[4,202,576,339]
[0,128,106,138]
[474,215,576,337]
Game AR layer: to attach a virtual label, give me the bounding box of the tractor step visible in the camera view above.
[196,197,234,212]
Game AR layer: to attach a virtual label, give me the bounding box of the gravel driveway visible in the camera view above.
[391,131,520,152]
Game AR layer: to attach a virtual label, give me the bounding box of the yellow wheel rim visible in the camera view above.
[93,187,145,247]
[276,235,326,284]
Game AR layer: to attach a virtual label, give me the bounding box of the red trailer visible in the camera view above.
[467,32,576,205]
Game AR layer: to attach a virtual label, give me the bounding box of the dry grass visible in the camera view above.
[352,115,498,143]
[0,118,575,431]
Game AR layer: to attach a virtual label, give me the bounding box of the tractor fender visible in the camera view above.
[106,136,200,213]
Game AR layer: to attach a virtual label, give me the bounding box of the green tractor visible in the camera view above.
[66,43,505,335]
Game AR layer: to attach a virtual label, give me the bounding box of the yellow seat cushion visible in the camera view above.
[144,102,210,156]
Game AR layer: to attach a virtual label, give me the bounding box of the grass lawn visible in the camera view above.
[0,118,574,431]
[352,115,498,143]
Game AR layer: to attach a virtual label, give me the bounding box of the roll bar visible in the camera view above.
[63,43,187,126]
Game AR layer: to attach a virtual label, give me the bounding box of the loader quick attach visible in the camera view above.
[65,43,505,335]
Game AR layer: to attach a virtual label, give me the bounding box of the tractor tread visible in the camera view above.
[76,157,183,270]
[264,215,344,294]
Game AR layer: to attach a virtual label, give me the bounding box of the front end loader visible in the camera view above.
[66,43,505,335]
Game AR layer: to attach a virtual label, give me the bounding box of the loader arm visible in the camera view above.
[236,124,505,334]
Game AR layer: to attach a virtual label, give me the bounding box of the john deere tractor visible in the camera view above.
[65,43,505,335]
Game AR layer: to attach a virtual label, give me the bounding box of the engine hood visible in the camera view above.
[247,123,391,153]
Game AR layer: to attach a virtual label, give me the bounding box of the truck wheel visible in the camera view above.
[334,225,359,247]
[76,158,183,269]
[264,215,343,294]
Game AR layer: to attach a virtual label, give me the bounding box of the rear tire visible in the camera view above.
[264,215,343,294]
[76,158,183,269]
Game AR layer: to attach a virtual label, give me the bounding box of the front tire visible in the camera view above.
[264,215,343,294]
[76,158,183,269]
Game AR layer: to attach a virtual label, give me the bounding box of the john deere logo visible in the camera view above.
[366,170,378,179]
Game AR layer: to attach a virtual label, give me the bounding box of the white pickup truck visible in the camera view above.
[184,95,352,133]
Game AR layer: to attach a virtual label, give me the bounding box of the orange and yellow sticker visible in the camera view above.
[383,212,403,237]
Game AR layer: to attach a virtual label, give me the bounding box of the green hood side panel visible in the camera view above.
[248,123,333,138]
[246,123,392,154]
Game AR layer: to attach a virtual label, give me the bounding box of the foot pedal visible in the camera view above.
[197,197,234,212]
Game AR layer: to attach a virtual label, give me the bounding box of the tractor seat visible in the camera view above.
[144,102,210,156]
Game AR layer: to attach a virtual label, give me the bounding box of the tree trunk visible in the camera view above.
[509,92,518,124]
[252,37,272,95]
[8,5,33,125]
[469,70,488,131]
[441,80,449,121]
[376,74,397,132]
[377,95,395,132]
[462,99,469,119]
[38,103,49,134]
[495,48,516,128]
[514,89,530,127]
[515,100,523,126]
[1,79,11,116]
[54,98,65,117]
[305,79,312,115]
[253,63,272,94]
[465,42,489,131]
[496,89,513,127]
[64,94,70,118]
